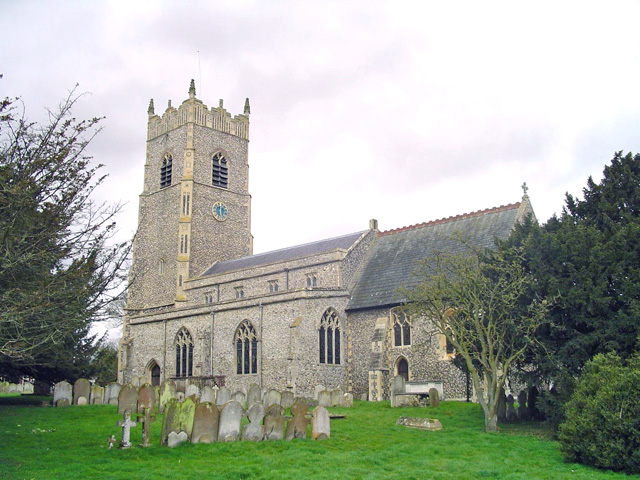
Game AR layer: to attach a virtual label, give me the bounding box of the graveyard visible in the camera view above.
[1,393,637,480]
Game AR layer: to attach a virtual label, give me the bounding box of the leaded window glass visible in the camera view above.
[235,320,257,375]
[318,309,341,365]
[392,309,411,347]
[175,327,193,377]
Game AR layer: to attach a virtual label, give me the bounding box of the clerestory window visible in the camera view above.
[160,154,173,189]
[212,152,228,188]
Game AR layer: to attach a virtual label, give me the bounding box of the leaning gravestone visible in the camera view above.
[330,389,344,407]
[73,378,91,405]
[429,388,440,408]
[318,390,332,407]
[247,384,262,406]
[216,386,231,406]
[233,390,247,408]
[160,399,178,446]
[242,403,266,442]
[263,389,282,407]
[185,384,200,399]
[138,384,156,413]
[281,391,294,409]
[172,396,197,440]
[105,382,122,405]
[191,402,220,444]
[53,381,72,407]
[158,379,177,413]
[118,383,138,414]
[285,399,309,441]
[311,406,330,440]
[218,400,244,442]
[91,385,105,405]
[200,386,216,405]
[263,404,285,440]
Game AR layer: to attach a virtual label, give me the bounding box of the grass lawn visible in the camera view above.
[0,398,636,480]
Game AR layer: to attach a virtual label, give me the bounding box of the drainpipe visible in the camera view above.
[210,310,215,376]
[259,301,264,389]
[163,319,167,382]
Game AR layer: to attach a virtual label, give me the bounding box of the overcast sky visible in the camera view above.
[2,0,639,257]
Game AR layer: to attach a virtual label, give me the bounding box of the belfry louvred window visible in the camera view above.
[175,327,193,377]
[235,320,257,375]
[212,152,228,188]
[319,308,341,365]
[160,154,172,189]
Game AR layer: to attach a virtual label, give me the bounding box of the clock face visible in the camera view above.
[212,201,228,221]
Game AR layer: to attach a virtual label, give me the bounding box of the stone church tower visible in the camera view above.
[125,80,252,311]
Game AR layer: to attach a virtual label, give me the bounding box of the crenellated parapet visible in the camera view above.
[147,80,250,141]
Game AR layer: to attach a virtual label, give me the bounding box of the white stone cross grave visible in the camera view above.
[116,412,137,448]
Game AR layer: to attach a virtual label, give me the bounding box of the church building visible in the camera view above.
[118,81,534,401]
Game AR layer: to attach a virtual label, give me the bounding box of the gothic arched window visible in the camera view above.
[392,309,411,347]
[235,320,257,375]
[396,357,409,381]
[160,154,173,189]
[319,308,341,365]
[212,152,228,188]
[175,327,193,377]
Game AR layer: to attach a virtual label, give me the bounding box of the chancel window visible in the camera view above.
[392,309,411,347]
[212,153,228,188]
[175,328,193,378]
[235,320,258,375]
[319,308,341,365]
[160,154,173,189]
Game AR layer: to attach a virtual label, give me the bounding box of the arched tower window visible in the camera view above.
[160,154,173,189]
[235,320,257,375]
[175,327,193,377]
[392,309,411,347]
[212,152,228,188]
[319,308,341,365]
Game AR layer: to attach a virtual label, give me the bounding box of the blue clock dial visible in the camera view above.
[212,201,228,221]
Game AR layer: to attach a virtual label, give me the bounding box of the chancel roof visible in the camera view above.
[201,230,367,277]
[346,202,526,311]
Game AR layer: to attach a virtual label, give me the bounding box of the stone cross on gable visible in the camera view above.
[135,407,157,447]
[116,412,137,449]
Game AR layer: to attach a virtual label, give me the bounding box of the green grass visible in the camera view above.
[0,400,636,479]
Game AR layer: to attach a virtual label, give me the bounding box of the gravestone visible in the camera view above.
[73,378,91,406]
[200,386,216,405]
[330,389,344,407]
[138,384,156,413]
[497,387,507,421]
[158,379,177,413]
[311,406,330,440]
[218,400,244,442]
[173,396,197,440]
[314,384,325,400]
[53,381,72,407]
[247,384,262,406]
[281,391,294,409]
[91,385,105,405]
[342,392,354,408]
[285,399,309,440]
[360,393,368,401]
[506,394,516,420]
[429,388,440,408]
[135,408,156,447]
[390,375,406,408]
[160,399,178,446]
[517,390,529,420]
[105,382,122,405]
[263,404,285,440]
[263,389,281,407]
[167,431,188,448]
[233,390,247,408]
[191,402,220,444]
[242,403,266,442]
[116,412,137,448]
[118,383,138,414]
[216,386,231,406]
[318,390,332,407]
[396,416,442,431]
[185,384,200,399]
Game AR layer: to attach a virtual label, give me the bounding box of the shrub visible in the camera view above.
[558,353,640,473]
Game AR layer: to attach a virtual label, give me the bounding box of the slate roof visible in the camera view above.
[346,203,523,311]
[201,230,367,277]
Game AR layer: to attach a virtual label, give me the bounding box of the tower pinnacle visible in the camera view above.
[189,79,196,98]
[244,98,251,115]
[147,99,155,115]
